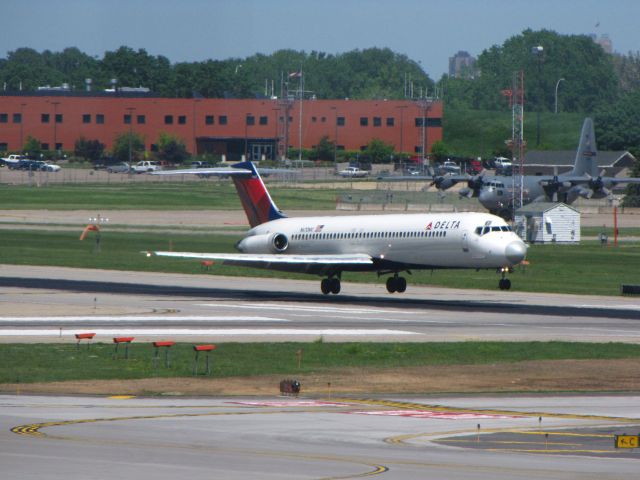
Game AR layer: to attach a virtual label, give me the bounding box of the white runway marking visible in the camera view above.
[0,328,417,336]
[0,316,288,323]
[199,303,416,315]
[345,410,519,419]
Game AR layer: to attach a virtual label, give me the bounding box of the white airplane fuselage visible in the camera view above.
[238,211,525,271]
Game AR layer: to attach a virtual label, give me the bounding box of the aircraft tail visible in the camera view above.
[230,161,286,227]
[569,118,598,177]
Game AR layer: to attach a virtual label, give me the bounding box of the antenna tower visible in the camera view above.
[511,70,525,218]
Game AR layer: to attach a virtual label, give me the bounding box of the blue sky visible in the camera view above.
[4,0,639,78]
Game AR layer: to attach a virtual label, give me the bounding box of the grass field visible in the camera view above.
[0,182,339,211]
[3,341,640,384]
[1,228,639,295]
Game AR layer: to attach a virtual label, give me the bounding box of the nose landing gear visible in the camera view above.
[498,267,512,290]
[321,277,341,295]
[386,274,407,293]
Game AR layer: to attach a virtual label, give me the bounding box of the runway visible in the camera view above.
[0,264,639,343]
[3,393,639,479]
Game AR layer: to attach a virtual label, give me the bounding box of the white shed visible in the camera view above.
[514,202,580,244]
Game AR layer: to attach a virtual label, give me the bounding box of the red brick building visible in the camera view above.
[0,93,442,161]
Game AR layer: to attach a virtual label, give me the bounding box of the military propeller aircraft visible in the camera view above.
[400,118,640,219]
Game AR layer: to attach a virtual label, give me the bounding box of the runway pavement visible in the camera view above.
[0,264,639,343]
[2,393,639,479]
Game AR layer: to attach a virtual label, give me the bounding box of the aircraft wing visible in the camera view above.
[152,166,292,177]
[150,251,374,275]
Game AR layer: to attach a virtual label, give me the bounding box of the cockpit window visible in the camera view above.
[475,225,513,236]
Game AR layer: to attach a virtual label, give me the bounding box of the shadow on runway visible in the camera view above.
[0,276,636,320]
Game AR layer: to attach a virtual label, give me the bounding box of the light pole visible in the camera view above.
[554,78,565,114]
[330,106,338,163]
[19,103,26,151]
[396,105,408,155]
[531,45,544,146]
[126,107,135,171]
[51,101,60,155]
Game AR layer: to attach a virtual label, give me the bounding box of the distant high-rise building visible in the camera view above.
[448,51,477,78]
[589,33,613,53]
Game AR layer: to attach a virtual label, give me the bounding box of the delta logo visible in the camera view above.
[426,221,461,231]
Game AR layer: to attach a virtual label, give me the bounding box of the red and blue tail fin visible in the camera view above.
[231,161,286,227]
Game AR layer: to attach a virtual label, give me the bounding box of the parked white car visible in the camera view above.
[132,161,161,173]
[40,162,61,172]
[338,166,369,178]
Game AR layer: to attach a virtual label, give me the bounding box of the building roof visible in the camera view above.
[515,202,579,214]
[525,150,636,168]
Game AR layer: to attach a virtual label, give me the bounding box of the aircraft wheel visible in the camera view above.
[329,278,341,294]
[321,279,331,295]
[386,277,396,293]
[499,278,512,290]
[396,277,407,293]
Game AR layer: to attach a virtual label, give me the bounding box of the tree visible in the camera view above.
[315,135,335,161]
[365,138,394,163]
[430,140,450,162]
[112,132,145,163]
[23,136,42,157]
[156,132,189,163]
[74,137,105,162]
[622,152,640,208]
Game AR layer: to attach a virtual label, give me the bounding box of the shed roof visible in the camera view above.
[525,150,636,169]
[515,202,579,215]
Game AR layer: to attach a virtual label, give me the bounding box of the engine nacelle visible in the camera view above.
[236,233,289,254]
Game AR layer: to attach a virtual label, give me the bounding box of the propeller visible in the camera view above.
[541,175,572,201]
[459,175,485,199]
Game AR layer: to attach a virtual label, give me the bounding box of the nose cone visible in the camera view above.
[505,240,527,265]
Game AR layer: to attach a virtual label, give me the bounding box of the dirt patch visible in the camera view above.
[3,359,639,397]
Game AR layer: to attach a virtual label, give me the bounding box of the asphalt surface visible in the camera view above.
[0,265,639,343]
[3,393,640,479]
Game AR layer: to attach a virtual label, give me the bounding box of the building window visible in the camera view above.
[246,115,255,126]
[259,116,268,125]
[386,117,395,127]
[137,115,146,124]
[164,115,174,125]
[13,113,21,123]
[321,116,326,123]
[82,114,91,124]
[55,114,63,123]
[55,143,62,151]
[96,114,105,124]
[124,114,132,124]
[360,117,368,126]
[41,143,49,150]
[0,143,7,150]
[373,117,382,127]
[178,115,186,125]
[150,144,158,152]
[337,116,345,126]
[414,146,423,153]
[415,117,442,127]
[311,116,317,123]
[41,113,50,123]
[219,115,228,125]
[205,115,214,125]
[0,113,7,123]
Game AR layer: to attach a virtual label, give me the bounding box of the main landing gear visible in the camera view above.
[321,277,341,295]
[386,274,407,293]
[498,267,512,290]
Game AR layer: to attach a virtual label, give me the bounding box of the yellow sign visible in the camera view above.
[615,435,639,448]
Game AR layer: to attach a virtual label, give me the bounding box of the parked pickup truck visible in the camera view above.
[132,160,161,173]
[1,154,28,167]
[338,166,369,178]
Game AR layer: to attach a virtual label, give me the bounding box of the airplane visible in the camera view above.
[392,118,640,219]
[149,161,527,293]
